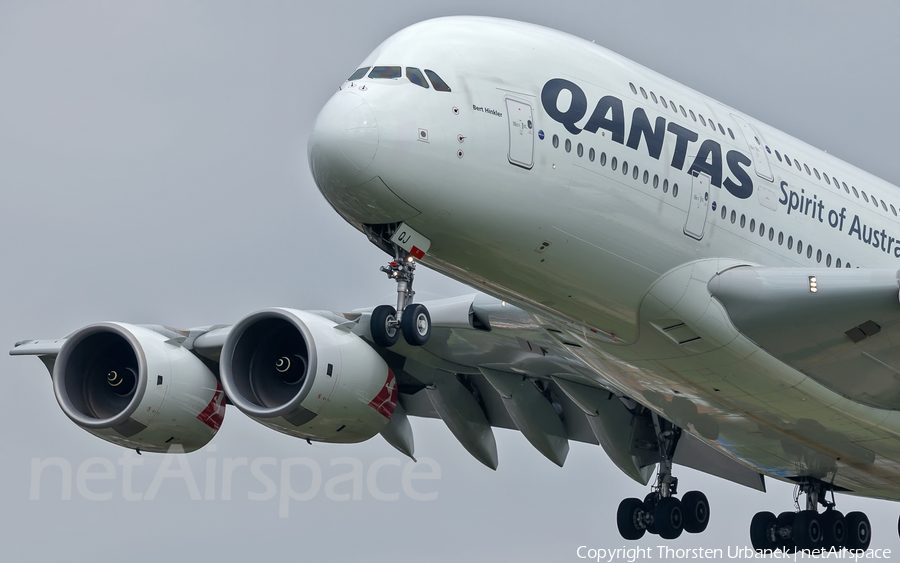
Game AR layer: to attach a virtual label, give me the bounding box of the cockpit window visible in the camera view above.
[347,67,370,81]
[406,67,429,89]
[369,66,401,79]
[424,69,451,92]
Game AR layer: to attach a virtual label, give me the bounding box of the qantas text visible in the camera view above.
[541,78,754,199]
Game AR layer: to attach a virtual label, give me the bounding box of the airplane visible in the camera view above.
[11,15,900,552]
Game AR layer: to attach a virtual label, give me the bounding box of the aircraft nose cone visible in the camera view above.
[308,92,379,191]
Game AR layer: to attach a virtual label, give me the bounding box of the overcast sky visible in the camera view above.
[3,1,900,561]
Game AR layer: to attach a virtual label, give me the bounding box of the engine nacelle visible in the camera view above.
[219,308,395,443]
[54,323,225,452]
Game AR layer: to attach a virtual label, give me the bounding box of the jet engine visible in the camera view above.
[53,322,225,452]
[219,308,396,443]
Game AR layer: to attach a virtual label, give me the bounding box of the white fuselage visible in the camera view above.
[308,17,900,500]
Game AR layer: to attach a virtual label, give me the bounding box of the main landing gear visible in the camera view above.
[750,479,871,553]
[616,416,711,540]
[370,250,432,348]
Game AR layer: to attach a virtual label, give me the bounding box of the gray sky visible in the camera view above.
[3,1,900,560]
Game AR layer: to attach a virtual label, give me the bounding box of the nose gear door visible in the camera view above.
[505,96,534,169]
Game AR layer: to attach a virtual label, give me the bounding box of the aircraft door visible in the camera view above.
[731,114,773,182]
[684,172,710,241]
[505,96,534,169]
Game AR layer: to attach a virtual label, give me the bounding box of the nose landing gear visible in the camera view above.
[370,251,432,348]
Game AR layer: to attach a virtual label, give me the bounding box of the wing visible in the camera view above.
[709,267,900,411]
[10,293,763,490]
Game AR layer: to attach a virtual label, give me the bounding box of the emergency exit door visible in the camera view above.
[505,96,534,169]
[684,173,710,240]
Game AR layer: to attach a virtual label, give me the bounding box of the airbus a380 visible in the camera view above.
[13,16,900,551]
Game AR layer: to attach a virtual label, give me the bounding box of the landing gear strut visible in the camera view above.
[750,479,871,553]
[616,415,710,540]
[370,249,431,348]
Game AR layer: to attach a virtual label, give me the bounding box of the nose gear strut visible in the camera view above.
[369,247,432,348]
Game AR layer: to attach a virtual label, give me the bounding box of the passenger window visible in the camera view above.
[750,219,756,232]
[611,157,618,171]
[794,159,801,171]
[803,164,811,175]
[775,150,783,163]
[740,214,746,228]
[728,128,735,140]
[862,191,869,203]
[660,96,668,109]
[813,168,820,180]
[348,67,371,81]
[673,183,678,197]
[650,92,658,103]
[640,87,648,99]
[424,70,451,92]
[406,67,429,88]
[721,205,727,219]
[663,179,668,193]
[836,258,842,268]
[718,124,726,136]
[369,66,401,79]
[577,143,584,157]
[680,105,687,117]
[788,236,793,250]
[600,152,607,166]
[589,147,595,162]
[730,210,736,223]
[699,114,707,126]
[709,119,716,132]
[892,204,897,216]
[629,83,637,94]
[824,174,831,185]
[826,254,832,267]
[852,186,859,198]
[689,110,696,121]
[778,231,784,245]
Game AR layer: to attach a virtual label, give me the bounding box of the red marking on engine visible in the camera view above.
[197,381,226,431]
[410,246,425,259]
[367,368,397,419]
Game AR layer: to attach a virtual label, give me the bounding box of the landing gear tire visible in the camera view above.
[643,493,659,535]
[776,512,796,553]
[845,511,871,552]
[820,510,846,551]
[401,303,431,346]
[617,498,646,540]
[750,511,777,552]
[654,497,684,540]
[794,510,823,551]
[370,305,400,347]
[682,491,710,534]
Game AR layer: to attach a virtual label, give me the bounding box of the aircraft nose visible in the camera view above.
[308,92,379,191]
